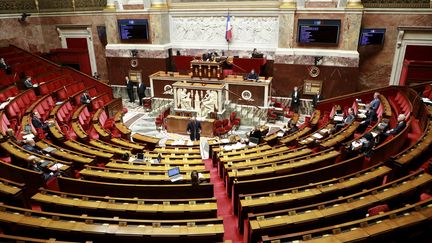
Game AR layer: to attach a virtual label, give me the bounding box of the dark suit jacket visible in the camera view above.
[312,94,323,107]
[369,98,381,111]
[291,91,300,105]
[344,114,355,125]
[187,120,201,141]
[246,72,258,81]
[80,94,90,105]
[137,83,146,97]
[32,116,46,129]
[126,80,134,91]
[389,121,406,135]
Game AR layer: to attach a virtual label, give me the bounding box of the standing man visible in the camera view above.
[312,92,324,109]
[125,76,135,103]
[137,80,146,106]
[291,86,301,113]
[187,115,201,141]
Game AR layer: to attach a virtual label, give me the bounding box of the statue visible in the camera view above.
[179,88,192,110]
[194,90,201,113]
[201,90,218,117]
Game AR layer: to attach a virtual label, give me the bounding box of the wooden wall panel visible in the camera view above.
[106,57,168,85]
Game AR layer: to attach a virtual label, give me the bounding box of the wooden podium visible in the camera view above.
[191,60,223,80]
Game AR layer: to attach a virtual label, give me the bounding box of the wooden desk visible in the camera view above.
[191,60,223,79]
[166,115,215,137]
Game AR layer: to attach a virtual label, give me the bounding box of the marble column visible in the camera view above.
[342,11,363,51]
[346,0,363,8]
[149,8,170,44]
[106,0,115,10]
[150,0,168,9]
[278,9,295,48]
[105,14,119,44]
[279,0,296,8]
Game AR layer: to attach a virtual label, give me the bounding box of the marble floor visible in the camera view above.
[121,98,306,140]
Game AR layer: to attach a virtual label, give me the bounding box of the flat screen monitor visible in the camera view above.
[359,28,386,46]
[298,19,341,45]
[118,19,149,41]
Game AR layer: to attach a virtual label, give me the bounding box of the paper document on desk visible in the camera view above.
[312,133,323,139]
[358,109,366,114]
[187,140,194,146]
[357,114,366,119]
[333,116,344,122]
[277,132,284,137]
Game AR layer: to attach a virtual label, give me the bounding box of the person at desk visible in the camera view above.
[23,76,34,89]
[380,114,406,141]
[27,156,61,181]
[137,80,146,106]
[284,120,298,136]
[125,75,135,103]
[22,138,44,155]
[31,111,50,133]
[80,90,91,105]
[334,108,355,131]
[312,92,324,109]
[249,126,264,144]
[357,105,378,133]
[246,69,259,81]
[369,92,381,112]
[291,86,301,113]
[351,132,375,158]
[187,115,201,141]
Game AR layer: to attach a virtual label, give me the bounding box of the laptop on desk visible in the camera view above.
[168,167,183,182]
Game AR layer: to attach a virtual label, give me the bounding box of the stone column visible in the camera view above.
[151,0,168,9]
[346,0,363,8]
[279,0,296,8]
[106,0,115,10]
[278,1,295,49]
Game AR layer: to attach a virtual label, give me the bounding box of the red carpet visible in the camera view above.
[204,159,244,243]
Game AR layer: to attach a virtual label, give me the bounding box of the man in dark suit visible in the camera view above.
[125,76,134,103]
[24,76,33,89]
[186,116,201,141]
[80,90,91,105]
[246,69,259,81]
[291,86,301,113]
[312,92,324,108]
[335,107,355,131]
[137,80,146,106]
[357,105,378,133]
[380,114,406,142]
[31,111,49,132]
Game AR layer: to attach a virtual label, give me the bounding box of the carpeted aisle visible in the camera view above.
[204,159,244,243]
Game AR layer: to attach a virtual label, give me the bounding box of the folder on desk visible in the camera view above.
[42,146,57,153]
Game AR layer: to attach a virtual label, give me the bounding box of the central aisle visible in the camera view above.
[204,159,244,243]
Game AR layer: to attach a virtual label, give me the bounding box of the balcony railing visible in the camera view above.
[362,0,431,8]
[0,0,107,13]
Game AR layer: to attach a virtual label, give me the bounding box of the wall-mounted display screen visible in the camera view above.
[297,19,341,45]
[118,19,149,41]
[359,28,386,46]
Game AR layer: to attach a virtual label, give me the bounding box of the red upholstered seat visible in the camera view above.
[367,204,389,216]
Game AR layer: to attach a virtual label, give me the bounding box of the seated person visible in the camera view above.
[31,111,50,132]
[334,108,355,131]
[249,126,263,144]
[23,76,34,89]
[6,128,22,145]
[369,92,381,112]
[26,156,60,181]
[80,90,91,105]
[0,58,11,74]
[246,69,259,81]
[357,105,378,133]
[284,120,299,136]
[380,114,406,141]
[191,170,200,186]
[356,132,375,158]
[23,138,44,155]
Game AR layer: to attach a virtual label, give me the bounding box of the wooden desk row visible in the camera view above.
[114,110,132,139]
[36,139,95,166]
[231,155,365,217]
[58,176,215,199]
[89,139,132,156]
[0,177,26,207]
[0,233,75,243]
[379,94,392,118]
[261,197,432,243]
[63,140,114,160]
[79,166,210,184]
[392,119,432,170]
[226,149,340,196]
[106,160,206,172]
[320,121,360,149]
[248,170,432,242]
[33,188,217,220]
[0,159,44,196]
[0,204,224,242]
[219,144,288,162]
[237,164,391,232]
[222,147,312,180]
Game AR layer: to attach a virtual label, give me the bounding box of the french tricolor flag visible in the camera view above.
[225,14,232,42]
